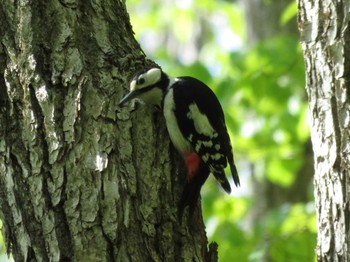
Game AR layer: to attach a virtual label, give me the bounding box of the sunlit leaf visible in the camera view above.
[280,2,298,25]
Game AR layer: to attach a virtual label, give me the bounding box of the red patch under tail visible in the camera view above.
[184,152,201,180]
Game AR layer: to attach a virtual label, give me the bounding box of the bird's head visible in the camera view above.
[118,67,169,107]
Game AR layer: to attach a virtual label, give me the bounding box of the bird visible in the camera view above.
[118,67,240,219]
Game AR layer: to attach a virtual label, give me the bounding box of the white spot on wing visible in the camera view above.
[188,134,193,142]
[187,103,217,138]
[194,140,213,153]
[211,153,223,160]
[202,140,213,147]
[202,154,210,162]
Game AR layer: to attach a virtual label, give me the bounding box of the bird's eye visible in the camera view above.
[138,78,145,84]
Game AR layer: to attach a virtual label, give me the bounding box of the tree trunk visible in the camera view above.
[298,0,350,261]
[239,0,313,228]
[240,0,298,46]
[0,1,213,261]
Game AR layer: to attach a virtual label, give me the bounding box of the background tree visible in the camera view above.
[240,0,313,228]
[298,0,350,260]
[0,1,214,261]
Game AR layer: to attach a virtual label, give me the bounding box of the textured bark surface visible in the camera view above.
[0,1,214,261]
[298,0,350,261]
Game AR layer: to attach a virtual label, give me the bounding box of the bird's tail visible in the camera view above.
[222,128,240,187]
[213,171,231,193]
[229,160,240,187]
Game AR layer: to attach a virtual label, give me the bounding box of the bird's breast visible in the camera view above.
[163,88,192,154]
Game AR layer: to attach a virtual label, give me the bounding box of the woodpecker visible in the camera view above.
[119,67,240,218]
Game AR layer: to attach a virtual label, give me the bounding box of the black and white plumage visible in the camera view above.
[119,67,240,218]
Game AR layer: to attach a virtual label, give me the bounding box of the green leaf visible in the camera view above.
[267,157,302,187]
[280,2,297,25]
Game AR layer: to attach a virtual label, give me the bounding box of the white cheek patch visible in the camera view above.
[139,88,163,106]
[187,103,217,138]
[129,68,161,92]
[146,68,161,84]
[130,80,137,92]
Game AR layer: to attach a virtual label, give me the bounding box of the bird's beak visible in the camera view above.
[118,90,140,107]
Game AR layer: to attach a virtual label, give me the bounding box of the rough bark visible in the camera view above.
[0,1,214,261]
[298,0,350,261]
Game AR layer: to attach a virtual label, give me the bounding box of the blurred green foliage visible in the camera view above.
[126,0,316,261]
[0,221,12,261]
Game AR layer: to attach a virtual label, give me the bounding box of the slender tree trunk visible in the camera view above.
[298,0,350,261]
[0,1,214,261]
[239,0,313,228]
[240,0,298,46]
